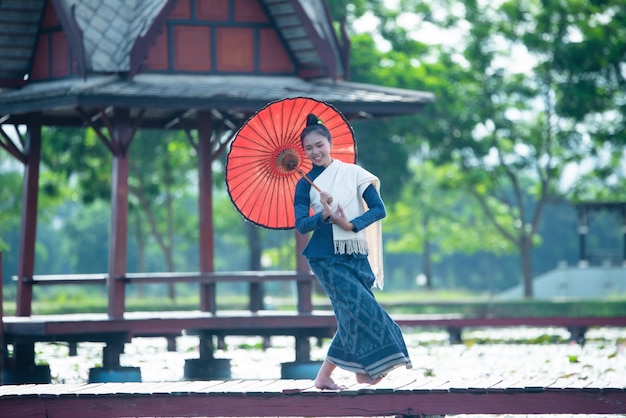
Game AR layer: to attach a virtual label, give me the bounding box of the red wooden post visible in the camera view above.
[195,112,219,364]
[295,232,312,313]
[107,108,131,319]
[295,232,313,362]
[16,113,42,317]
[0,251,4,383]
[197,112,216,313]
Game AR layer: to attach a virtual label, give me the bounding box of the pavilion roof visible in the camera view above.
[1,74,434,128]
[0,0,434,128]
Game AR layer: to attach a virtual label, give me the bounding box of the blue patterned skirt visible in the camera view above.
[308,256,412,379]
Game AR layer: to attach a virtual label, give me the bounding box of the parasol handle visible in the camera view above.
[297,169,322,192]
[297,168,333,204]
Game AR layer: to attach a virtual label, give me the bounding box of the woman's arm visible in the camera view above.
[294,180,328,234]
[350,184,386,232]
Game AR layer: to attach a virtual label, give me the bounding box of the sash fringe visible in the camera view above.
[334,238,369,255]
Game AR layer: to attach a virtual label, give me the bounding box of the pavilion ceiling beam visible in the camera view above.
[99,109,122,155]
[0,124,26,164]
[212,126,235,162]
[102,108,144,156]
[164,109,194,130]
[206,115,241,162]
[210,110,239,132]
[182,127,197,150]
[183,123,222,156]
[75,107,145,156]
[128,109,146,146]
[183,117,238,163]
[76,107,117,155]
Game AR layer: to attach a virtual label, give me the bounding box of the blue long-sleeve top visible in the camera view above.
[294,164,386,258]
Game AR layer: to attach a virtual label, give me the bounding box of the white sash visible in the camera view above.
[309,160,384,289]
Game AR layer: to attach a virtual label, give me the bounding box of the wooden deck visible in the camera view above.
[1,377,625,417]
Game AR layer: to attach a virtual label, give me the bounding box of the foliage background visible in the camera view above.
[1,0,625,302]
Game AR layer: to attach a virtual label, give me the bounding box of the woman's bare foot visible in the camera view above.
[356,372,386,385]
[314,359,345,390]
[314,376,345,390]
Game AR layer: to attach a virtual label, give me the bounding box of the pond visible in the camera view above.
[32,326,626,417]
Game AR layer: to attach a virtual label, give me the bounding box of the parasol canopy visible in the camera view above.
[226,97,356,229]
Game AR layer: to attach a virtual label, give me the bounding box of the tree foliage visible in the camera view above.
[329,0,626,297]
[2,0,625,299]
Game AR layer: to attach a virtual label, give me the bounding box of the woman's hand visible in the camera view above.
[320,191,333,219]
[330,205,354,231]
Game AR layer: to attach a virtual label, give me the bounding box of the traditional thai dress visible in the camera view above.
[294,160,412,379]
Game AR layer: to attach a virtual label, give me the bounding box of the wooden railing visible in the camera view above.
[13,270,316,314]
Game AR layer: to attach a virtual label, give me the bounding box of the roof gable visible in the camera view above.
[0,0,347,87]
[59,0,169,73]
[135,0,296,77]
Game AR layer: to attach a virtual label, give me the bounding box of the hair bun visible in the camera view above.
[306,114,319,127]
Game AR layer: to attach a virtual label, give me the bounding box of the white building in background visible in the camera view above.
[498,263,626,300]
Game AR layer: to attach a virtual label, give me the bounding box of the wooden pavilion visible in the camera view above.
[0,0,433,383]
[574,201,626,266]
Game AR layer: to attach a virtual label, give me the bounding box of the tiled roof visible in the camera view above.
[0,0,46,82]
[262,0,345,78]
[0,74,434,126]
[0,0,432,126]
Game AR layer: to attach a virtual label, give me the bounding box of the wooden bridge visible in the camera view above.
[1,377,625,417]
[3,264,626,384]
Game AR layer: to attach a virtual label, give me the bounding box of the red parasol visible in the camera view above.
[226,97,356,229]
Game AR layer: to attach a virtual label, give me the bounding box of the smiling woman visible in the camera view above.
[225,97,356,230]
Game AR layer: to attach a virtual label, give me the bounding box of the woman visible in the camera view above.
[294,113,412,390]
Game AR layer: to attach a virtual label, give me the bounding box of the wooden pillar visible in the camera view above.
[102,337,126,369]
[197,112,216,313]
[296,232,312,313]
[195,112,220,363]
[16,114,42,317]
[248,223,263,312]
[295,232,312,362]
[0,251,4,383]
[107,109,131,318]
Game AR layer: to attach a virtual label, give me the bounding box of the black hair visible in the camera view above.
[300,113,332,144]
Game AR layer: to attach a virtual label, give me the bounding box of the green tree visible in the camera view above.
[0,166,22,252]
[41,127,199,293]
[127,130,198,299]
[386,160,513,290]
[331,0,626,296]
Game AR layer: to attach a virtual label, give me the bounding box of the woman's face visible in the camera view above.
[302,131,332,167]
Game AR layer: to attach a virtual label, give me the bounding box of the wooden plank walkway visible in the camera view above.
[1,378,625,417]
